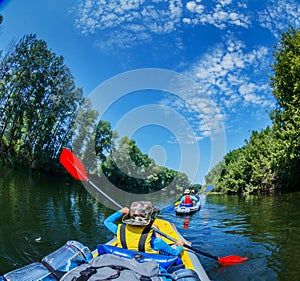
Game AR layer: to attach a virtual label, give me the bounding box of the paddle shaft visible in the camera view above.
[84,180,207,257]
[154,228,218,261]
[155,223,248,265]
[60,148,122,209]
[61,148,215,258]
[87,179,123,209]
[60,148,248,265]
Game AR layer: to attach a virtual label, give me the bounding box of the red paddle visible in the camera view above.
[59,148,122,208]
[154,228,248,266]
[59,148,248,266]
[59,147,89,181]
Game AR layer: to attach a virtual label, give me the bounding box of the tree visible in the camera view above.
[205,161,225,192]
[101,136,151,192]
[0,34,84,170]
[95,119,117,162]
[270,26,300,191]
[270,27,300,117]
[205,27,300,194]
[100,136,190,194]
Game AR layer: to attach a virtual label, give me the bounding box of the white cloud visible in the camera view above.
[186,1,204,13]
[73,0,300,56]
[74,0,183,36]
[258,0,300,38]
[73,0,253,50]
[71,0,297,140]
[183,0,251,29]
[72,0,300,52]
[160,35,275,139]
[95,30,151,51]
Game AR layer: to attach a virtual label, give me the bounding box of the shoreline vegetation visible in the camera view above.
[1,27,300,194]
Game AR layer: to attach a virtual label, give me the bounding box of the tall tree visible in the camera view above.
[72,98,99,172]
[270,27,300,190]
[0,34,84,170]
[95,119,117,162]
[100,136,190,194]
[205,27,300,194]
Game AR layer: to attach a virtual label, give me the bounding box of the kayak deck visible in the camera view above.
[1,219,210,281]
[105,218,210,281]
[154,218,210,281]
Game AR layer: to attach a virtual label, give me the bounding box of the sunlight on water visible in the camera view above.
[160,193,300,281]
[1,167,300,280]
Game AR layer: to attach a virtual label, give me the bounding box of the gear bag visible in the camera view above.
[60,253,201,281]
[60,253,163,281]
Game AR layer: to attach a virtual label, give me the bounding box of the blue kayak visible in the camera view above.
[1,218,210,281]
[175,200,201,215]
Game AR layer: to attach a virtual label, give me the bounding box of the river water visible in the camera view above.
[0,167,300,280]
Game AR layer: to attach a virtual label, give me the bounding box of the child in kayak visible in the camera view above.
[104,201,184,256]
[180,189,199,207]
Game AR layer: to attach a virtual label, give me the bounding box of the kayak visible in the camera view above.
[101,218,210,281]
[175,200,201,215]
[1,218,210,281]
[61,218,210,280]
[154,218,210,280]
[0,240,93,281]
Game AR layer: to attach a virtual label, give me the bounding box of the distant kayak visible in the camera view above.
[175,200,201,215]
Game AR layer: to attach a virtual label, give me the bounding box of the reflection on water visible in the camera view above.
[160,192,300,281]
[1,166,300,280]
[0,167,113,274]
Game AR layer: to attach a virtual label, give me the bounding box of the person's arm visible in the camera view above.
[152,237,184,256]
[179,196,185,203]
[104,207,129,235]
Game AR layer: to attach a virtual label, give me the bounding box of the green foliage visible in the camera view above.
[0,34,84,171]
[270,27,300,191]
[270,26,300,116]
[0,33,194,193]
[95,119,118,162]
[71,98,99,173]
[100,136,190,194]
[189,183,202,193]
[206,27,300,193]
[204,161,224,192]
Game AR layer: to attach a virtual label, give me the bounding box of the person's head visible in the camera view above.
[183,189,190,195]
[122,201,159,226]
[191,190,195,194]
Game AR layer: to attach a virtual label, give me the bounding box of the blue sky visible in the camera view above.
[1,0,300,185]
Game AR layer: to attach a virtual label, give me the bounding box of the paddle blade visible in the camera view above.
[203,185,214,193]
[218,255,248,266]
[60,148,89,181]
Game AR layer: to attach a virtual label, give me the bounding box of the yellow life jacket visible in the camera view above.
[116,224,159,254]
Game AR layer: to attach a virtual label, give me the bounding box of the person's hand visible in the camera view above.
[120,207,129,215]
[175,239,185,247]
